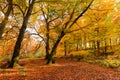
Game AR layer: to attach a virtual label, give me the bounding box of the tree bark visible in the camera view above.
[8,0,35,68]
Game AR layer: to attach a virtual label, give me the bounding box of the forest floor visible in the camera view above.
[0,58,120,80]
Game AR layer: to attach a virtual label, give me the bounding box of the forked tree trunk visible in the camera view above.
[47,32,65,64]
[8,0,35,68]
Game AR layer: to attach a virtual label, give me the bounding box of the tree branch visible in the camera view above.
[12,4,24,16]
[33,27,46,43]
[68,0,94,29]
[67,23,91,34]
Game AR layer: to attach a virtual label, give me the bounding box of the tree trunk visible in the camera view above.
[45,22,50,59]
[46,53,55,64]
[104,39,107,54]
[96,40,100,56]
[92,40,96,50]
[84,33,87,49]
[47,31,65,64]
[0,0,13,39]
[45,53,49,60]
[41,7,50,60]
[95,27,100,56]
[64,41,67,56]
[109,38,112,49]
[8,0,35,68]
[76,43,79,51]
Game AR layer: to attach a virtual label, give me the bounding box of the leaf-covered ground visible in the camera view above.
[0,58,120,80]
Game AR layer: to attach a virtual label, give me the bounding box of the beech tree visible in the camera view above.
[8,0,35,68]
[42,0,94,64]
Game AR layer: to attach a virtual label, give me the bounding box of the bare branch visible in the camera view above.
[64,3,76,29]
[67,22,91,34]
[33,27,46,43]
[31,10,40,15]
[41,6,48,22]
[48,17,59,23]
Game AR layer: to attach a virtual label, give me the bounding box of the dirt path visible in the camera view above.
[0,58,120,80]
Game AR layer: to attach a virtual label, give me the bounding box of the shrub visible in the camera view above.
[97,59,120,68]
[20,52,45,59]
[71,50,95,58]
